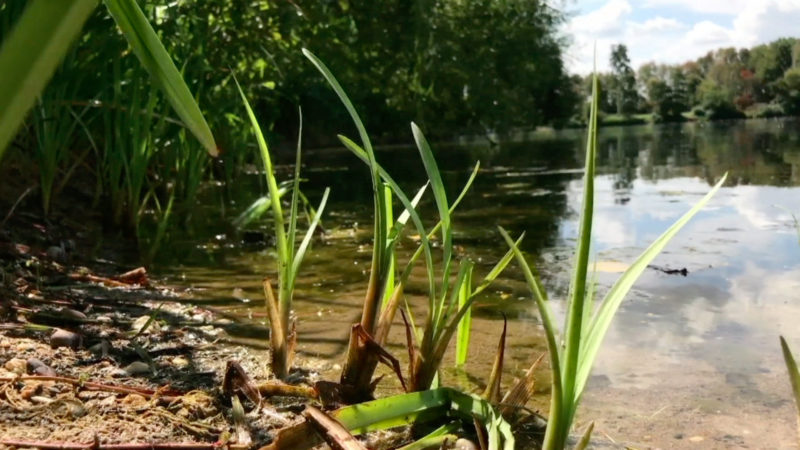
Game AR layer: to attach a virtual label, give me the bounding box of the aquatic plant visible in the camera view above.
[235,80,330,379]
[305,49,514,397]
[266,387,514,450]
[499,74,726,449]
[0,0,216,161]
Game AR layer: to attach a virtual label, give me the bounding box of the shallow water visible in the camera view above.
[154,118,800,448]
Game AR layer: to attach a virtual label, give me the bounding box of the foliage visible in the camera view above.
[0,0,216,161]
[236,80,330,379]
[266,388,514,450]
[609,44,638,115]
[305,49,515,397]
[500,74,725,449]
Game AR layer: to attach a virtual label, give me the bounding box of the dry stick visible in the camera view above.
[0,375,182,400]
[0,440,249,450]
[303,405,367,450]
[0,184,36,229]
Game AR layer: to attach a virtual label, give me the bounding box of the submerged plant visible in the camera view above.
[304,49,515,398]
[235,81,330,379]
[500,75,726,449]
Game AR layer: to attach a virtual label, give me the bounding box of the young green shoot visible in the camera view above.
[235,80,329,379]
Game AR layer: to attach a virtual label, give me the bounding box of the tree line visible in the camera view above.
[583,38,800,124]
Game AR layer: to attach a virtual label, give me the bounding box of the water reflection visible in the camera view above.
[154,118,800,448]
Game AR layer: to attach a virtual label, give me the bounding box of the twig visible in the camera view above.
[0,440,249,450]
[303,405,367,450]
[1,184,36,229]
[0,376,182,400]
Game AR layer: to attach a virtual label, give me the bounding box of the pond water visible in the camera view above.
[154,118,800,449]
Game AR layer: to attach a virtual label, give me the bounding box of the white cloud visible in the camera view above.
[684,20,734,46]
[564,0,800,74]
[642,0,749,15]
[629,17,685,34]
[569,0,633,36]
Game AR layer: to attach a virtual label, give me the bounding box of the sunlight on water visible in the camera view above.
[155,118,800,448]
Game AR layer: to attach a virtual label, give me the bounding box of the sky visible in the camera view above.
[561,0,800,74]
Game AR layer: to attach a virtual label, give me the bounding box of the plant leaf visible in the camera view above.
[0,0,97,160]
[104,0,217,156]
[780,335,800,447]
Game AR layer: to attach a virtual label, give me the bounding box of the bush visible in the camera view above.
[753,103,786,118]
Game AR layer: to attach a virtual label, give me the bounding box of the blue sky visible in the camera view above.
[561,0,800,74]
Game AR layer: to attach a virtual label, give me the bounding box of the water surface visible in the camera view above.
[155,118,800,448]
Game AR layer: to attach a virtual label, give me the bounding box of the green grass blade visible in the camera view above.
[234,77,289,308]
[455,266,473,366]
[780,336,800,446]
[397,423,460,450]
[472,232,524,298]
[0,0,96,160]
[289,188,330,286]
[103,0,217,156]
[338,135,436,304]
[561,72,599,427]
[411,122,453,297]
[576,173,727,398]
[498,226,564,447]
[232,187,289,229]
[304,49,388,338]
[396,183,429,229]
[287,107,303,264]
[574,421,595,450]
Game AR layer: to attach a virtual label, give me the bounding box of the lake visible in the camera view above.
[154,117,800,449]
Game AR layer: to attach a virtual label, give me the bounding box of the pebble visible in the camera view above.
[121,393,147,406]
[123,361,151,376]
[20,381,42,399]
[172,356,190,369]
[89,340,110,358]
[26,358,57,376]
[59,308,87,320]
[455,438,479,450]
[50,328,82,349]
[4,357,26,374]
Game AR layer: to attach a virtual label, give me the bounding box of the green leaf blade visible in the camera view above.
[0,0,97,160]
[104,0,217,156]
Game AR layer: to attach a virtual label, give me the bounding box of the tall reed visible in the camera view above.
[236,80,330,379]
[305,49,514,396]
[500,74,726,449]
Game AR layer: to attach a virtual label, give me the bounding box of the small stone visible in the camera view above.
[30,396,53,404]
[89,340,110,358]
[123,361,151,376]
[688,436,704,442]
[4,357,26,374]
[46,245,67,262]
[20,382,42,399]
[121,394,147,406]
[26,358,56,376]
[455,438,479,450]
[172,356,190,369]
[50,329,81,349]
[59,308,87,320]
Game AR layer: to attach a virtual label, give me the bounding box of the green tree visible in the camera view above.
[609,44,637,115]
